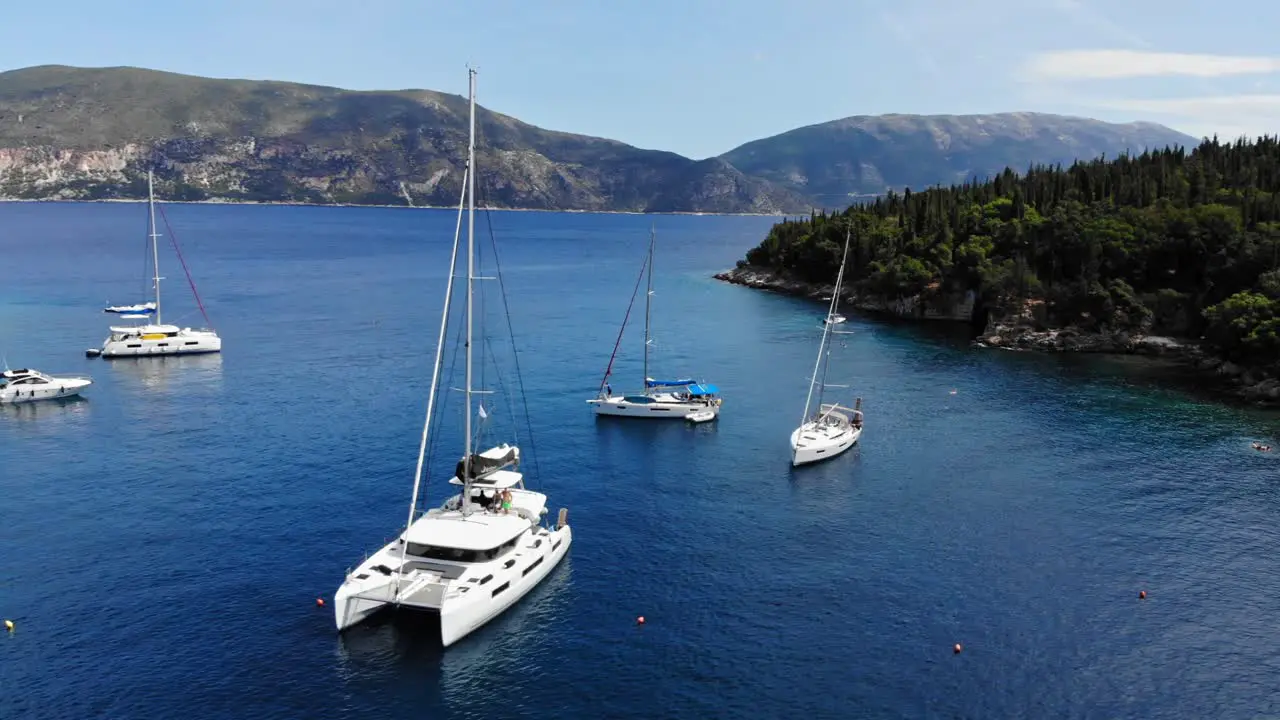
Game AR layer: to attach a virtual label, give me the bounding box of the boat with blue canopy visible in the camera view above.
[587,229,722,420]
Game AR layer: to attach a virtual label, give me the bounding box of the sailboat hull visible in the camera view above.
[588,395,716,419]
[441,524,571,646]
[790,424,861,466]
[334,524,573,647]
[100,331,222,358]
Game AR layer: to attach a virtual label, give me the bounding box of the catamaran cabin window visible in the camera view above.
[405,536,520,563]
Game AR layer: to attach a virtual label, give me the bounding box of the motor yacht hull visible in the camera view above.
[588,394,719,419]
[790,424,861,466]
[0,377,92,404]
[99,331,222,358]
[334,523,572,647]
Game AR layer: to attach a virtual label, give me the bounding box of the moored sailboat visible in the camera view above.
[87,171,221,358]
[333,69,572,646]
[587,228,722,419]
[790,225,863,466]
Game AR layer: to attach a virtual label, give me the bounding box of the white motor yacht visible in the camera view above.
[0,368,92,403]
[333,69,572,647]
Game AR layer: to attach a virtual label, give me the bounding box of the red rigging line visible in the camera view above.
[598,246,651,394]
[155,203,213,329]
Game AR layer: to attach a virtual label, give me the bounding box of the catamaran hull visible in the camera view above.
[0,378,92,404]
[440,525,572,647]
[589,398,718,419]
[790,426,862,466]
[334,525,573,647]
[100,334,222,358]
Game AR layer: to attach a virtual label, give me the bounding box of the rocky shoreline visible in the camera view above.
[713,264,973,322]
[714,264,1280,406]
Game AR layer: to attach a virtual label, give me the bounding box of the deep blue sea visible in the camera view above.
[3,201,1280,719]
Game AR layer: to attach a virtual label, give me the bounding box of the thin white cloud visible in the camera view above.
[1094,94,1280,114]
[1044,0,1150,49]
[1086,94,1280,140]
[1026,50,1280,81]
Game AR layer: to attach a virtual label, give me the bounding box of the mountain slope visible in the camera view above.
[720,112,1199,206]
[0,66,1201,214]
[0,65,809,213]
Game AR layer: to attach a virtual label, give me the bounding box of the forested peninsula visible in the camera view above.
[717,137,1280,404]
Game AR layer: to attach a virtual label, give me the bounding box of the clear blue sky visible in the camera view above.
[3,0,1277,158]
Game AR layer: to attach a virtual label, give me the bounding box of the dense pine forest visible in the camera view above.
[740,136,1280,368]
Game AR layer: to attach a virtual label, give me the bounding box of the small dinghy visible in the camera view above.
[685,408,717,423]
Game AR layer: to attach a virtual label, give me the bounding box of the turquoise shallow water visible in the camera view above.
[2,201,1280,719]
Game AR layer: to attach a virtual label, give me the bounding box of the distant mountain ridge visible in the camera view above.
[0,65,1198,213]
[719,112,1199,205]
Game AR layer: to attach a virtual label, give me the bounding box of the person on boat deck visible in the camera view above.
[606,383,612,397]
[500,488,513,515]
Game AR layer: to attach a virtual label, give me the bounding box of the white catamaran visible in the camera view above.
[790,226,864,466]
[333,69,572,647]
[587,228,722,420]
[87,171,221,358]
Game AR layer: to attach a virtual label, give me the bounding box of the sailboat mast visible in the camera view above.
[642,227,654,391]
[799,225,852,426]
[462,67,477,510]
[402,166,468,542]
[148,171,162,325]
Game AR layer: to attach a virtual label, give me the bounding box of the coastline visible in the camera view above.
[714,264,1280,407]
[0,197,794,218]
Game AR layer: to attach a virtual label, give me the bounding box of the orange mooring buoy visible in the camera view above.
[953,643,962,654]
[636,616,646,625]
[1139,590,1147,600]
[316,597,326,607]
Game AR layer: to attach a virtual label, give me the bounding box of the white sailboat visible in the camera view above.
[87,171,221,358]
[587,228,723,420]
[333,69,572,646]
[790,226,864,466]
[0,367,92,404]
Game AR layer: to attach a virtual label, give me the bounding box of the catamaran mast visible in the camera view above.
[799,225,852,428]
[642,226,654,392]
[148,170,163,325]
[462,67,477,513]
[396,147,470,588]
